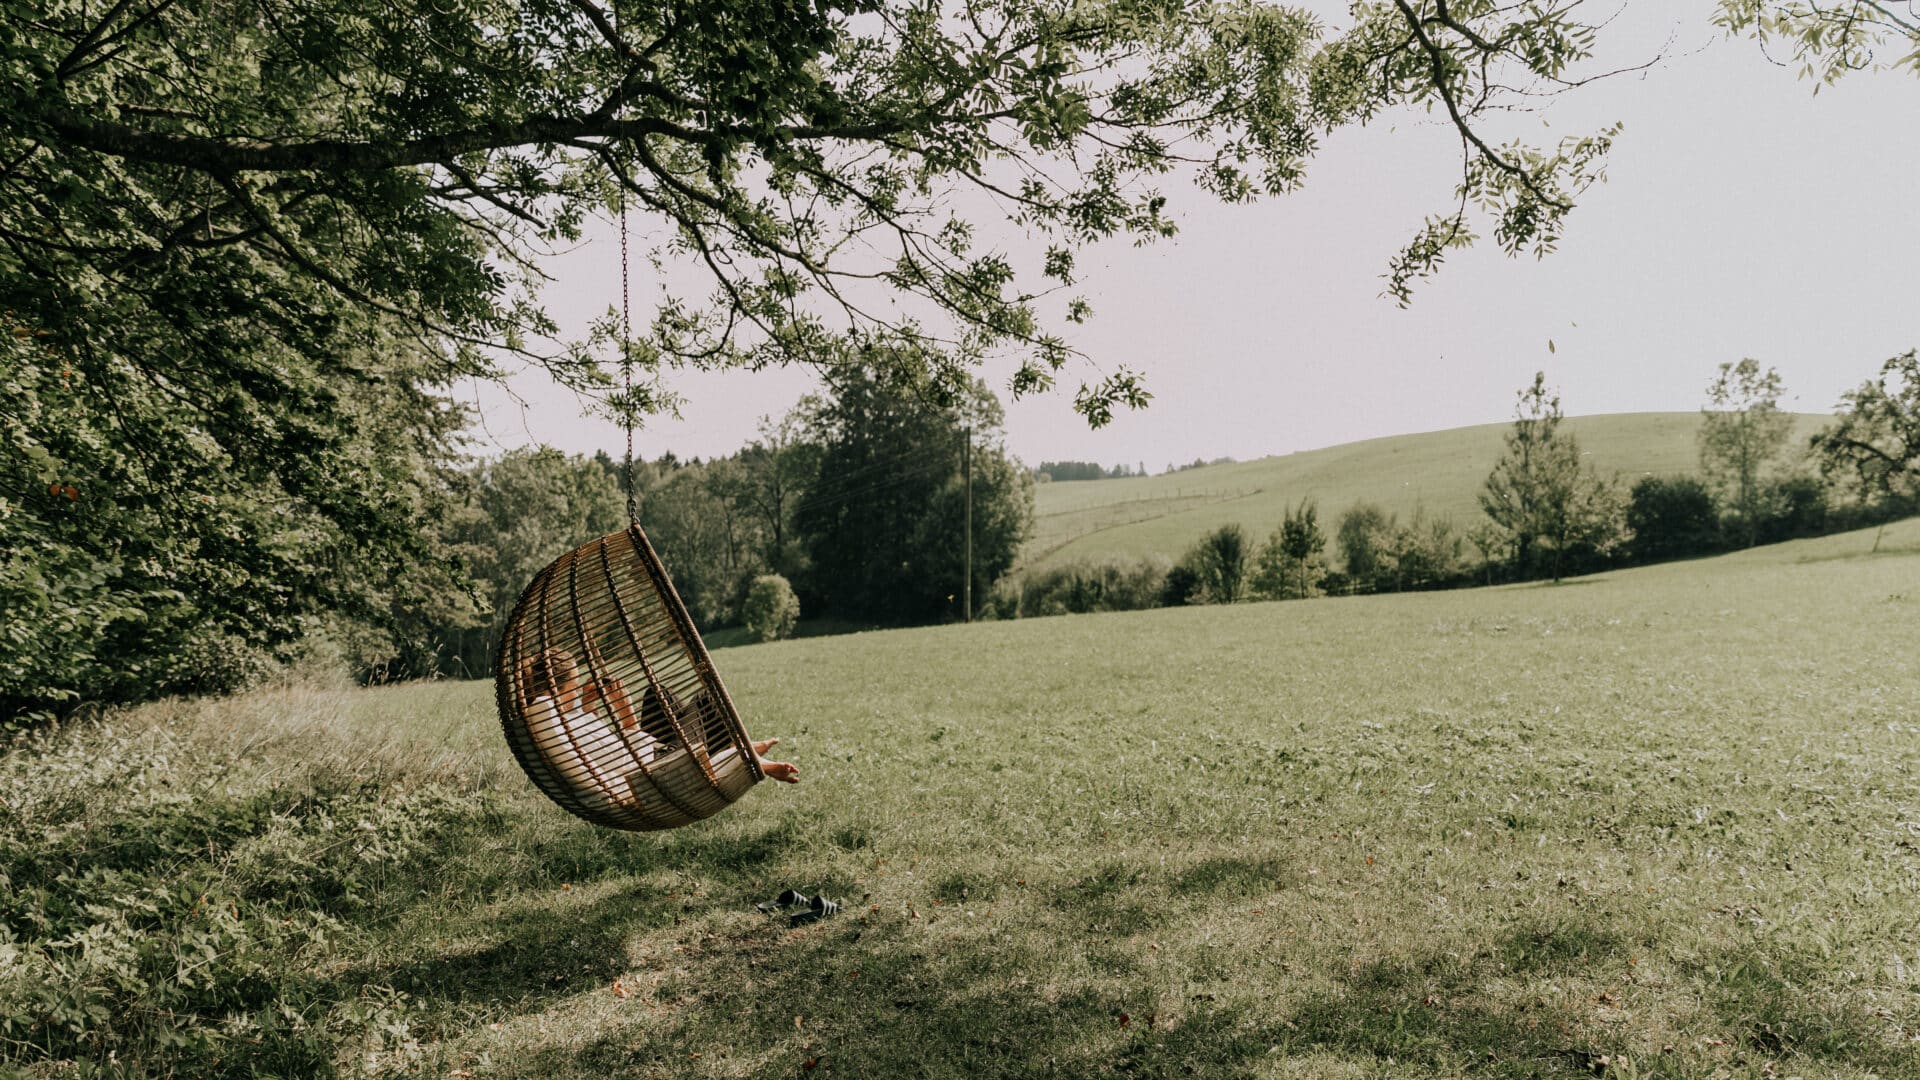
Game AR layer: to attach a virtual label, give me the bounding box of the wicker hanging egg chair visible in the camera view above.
[493,523,762,831]
[493,158,766,831]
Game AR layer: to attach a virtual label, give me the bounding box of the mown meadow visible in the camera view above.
[1026,413,1831,571]
[3,520,1917,1078]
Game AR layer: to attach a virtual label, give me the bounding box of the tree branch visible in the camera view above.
[1390,0,1572,212]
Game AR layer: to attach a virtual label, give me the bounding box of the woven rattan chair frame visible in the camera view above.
[495,523,762,830]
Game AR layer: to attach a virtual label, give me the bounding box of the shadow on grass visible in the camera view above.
[91,780,1892,1080]
[373,880,663,1005]
[1792,543,1920,565]
[338,837,1914,1080]
[510,921,1150,1079]
[1277,949,1601,1079]
[1493,918,1626,975]
[1687,941,1915,1074]
[481,904,1649,1079]
[49,777,1906,1080]
[1523,576,1607,589]
[1049,861,1162,936]
[1169,853,1296,898]
[332,812,807,1012]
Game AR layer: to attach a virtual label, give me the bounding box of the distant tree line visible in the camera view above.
[987,351,1920,620]
[1026,455,1236,483]
[1168,456,1237,474]
[1035,461,1147,482]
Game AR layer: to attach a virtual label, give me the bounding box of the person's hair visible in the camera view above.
[524,649,577,698]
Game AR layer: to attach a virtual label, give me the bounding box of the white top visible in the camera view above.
[525,694,661,799]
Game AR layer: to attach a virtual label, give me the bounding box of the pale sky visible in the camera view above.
[466,4,1920,471]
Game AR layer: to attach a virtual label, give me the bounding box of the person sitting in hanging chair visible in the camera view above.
[521,649,651,796]
[522,649,798,792]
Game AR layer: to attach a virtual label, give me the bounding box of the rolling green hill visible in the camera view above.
[1024,411,1831,570]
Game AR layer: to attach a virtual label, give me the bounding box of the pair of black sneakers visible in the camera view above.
[758,888,840,927]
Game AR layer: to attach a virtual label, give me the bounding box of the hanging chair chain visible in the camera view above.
[609,0,636,524]
[619,150,636,525]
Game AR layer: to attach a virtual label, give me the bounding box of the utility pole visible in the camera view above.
[962,424,973,622]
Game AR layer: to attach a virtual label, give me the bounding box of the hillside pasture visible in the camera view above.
[2,519,1917,1077]
[1022,487,1263,568]
[1026,412,1831,571]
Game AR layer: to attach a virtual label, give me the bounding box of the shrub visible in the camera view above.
[1335,502,1393,585]
[1758,474,1831,543]
[1183,524,1251,603]
[1250,499,1327,600]
[1104,555,1173,610]
[1384,509,1470,590]
[1161,560,1202,606]
[741,574,801,642]
[983,576,1022,620]
[1626,476,1720,563]
[1002,555,1171,617]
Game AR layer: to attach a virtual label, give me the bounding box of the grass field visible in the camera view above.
[5,518,1918,1077]
[1024,412,1832,571]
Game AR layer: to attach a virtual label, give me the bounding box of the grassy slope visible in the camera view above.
[1026,412,1831,570]
[6,519,1918,1077]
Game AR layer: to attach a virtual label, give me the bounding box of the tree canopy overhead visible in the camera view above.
[6,0,1655,416]
[10,1,1918,415]
[10,1,1919,400]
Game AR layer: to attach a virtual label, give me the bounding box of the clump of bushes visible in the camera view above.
[1250,499,1327,600]
[1330,501,1474,593]
[741,574,801,642]
[1175,524,1251,604]
[1627,476,1720,563]
[987,555,1170,618]
[1624,472,1848,565]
